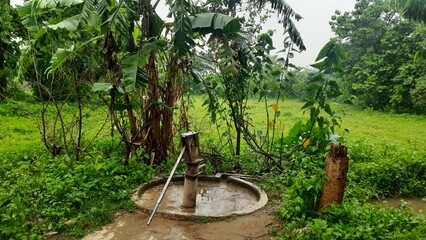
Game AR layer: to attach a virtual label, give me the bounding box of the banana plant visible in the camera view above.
[17,0,248,164]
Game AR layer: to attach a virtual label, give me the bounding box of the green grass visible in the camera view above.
[1,97,424,156]
[0,101,111,155]
[187,95,426,154]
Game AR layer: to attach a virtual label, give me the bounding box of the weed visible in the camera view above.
[192,216,232,223]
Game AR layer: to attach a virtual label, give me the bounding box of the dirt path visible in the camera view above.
[82,208,278,240]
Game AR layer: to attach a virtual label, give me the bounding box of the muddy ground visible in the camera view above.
[82,208,279,240]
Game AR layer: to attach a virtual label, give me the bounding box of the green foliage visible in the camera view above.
[285,40,346,157]
[277,155,325,221]
[1,94,425,239]
[286,202,426,240]
[347,141,426,198]
[0,2,25,99]
[260,39,426,239]
[272,141,426,240]
[331,0,426,113]
[0,142,154,239]
[410,75,426,113]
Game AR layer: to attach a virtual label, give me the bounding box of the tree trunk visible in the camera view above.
[144,51,161,164]
[318,143,349,209]
[161,55,179,161]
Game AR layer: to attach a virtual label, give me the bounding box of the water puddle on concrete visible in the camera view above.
[370,197,426,215]
[139,181,258,217]
[82,209,275,240]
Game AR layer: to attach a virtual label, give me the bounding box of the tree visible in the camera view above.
[193,0,305,160]
[0,1,24,99]
[331,0,426,113]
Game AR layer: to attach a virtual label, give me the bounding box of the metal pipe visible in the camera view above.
[147,146,186,225]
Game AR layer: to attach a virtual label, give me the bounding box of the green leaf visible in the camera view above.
[301,100,314,110]
[414,49,426,62]
[323,103,333,116]
[190,13,241,34]
[315,41,335,62]
[310,60,325,70]
[45,15,80,31]
[284,121,303,144]
[120,53,139,93]
[48,45,75,73]
[92,83,113,92]
[20,0,84,16]
[149,12,164,37]
[34,27,47,39]
[80,0,99,26]
[140,39,167,64]
[114,102,128,111]
[191,69,203,84]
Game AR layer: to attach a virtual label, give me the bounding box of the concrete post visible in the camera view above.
[181,132,202,208]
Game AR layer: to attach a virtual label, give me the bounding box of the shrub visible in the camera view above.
[0,147,154,239]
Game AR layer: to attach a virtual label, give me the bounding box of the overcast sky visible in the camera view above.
[10,0,357,66]
[278,0,357,66]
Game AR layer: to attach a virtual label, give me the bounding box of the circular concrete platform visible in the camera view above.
[132,175,268,220]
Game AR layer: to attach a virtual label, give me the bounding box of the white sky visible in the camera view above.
[10,0,357,67]
[279,0,357,67]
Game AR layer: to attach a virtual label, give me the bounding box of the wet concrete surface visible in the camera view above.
[82,209,276,240]
[370,197,426,215]
[137,181,258,217]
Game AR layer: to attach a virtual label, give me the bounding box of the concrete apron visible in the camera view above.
[133,175,268,220]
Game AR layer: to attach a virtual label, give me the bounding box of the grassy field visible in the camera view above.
[1,96,425,155]
[187,95,426,154]
[0,101,110,154]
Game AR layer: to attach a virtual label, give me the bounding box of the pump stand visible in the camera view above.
[181,132,202,208]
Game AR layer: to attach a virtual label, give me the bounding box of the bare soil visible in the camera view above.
[82,208,279,240]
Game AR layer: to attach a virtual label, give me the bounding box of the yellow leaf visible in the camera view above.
[64,219,76,225]
[269,120,274,129]
[272,103,279,112]
[303,138,310,148]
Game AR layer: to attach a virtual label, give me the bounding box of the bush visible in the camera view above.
[411,76,426,114]
[273,140,426,239]
[280,201,426,240]
[348,141,426,198]
[0,147,154,239]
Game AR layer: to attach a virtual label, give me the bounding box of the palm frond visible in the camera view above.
[394,0,426,22]
[80,0,99,27]
[250,0,305,51]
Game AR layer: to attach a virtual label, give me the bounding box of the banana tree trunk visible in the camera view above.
[161,56,179,160]
[144,51,161,164]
